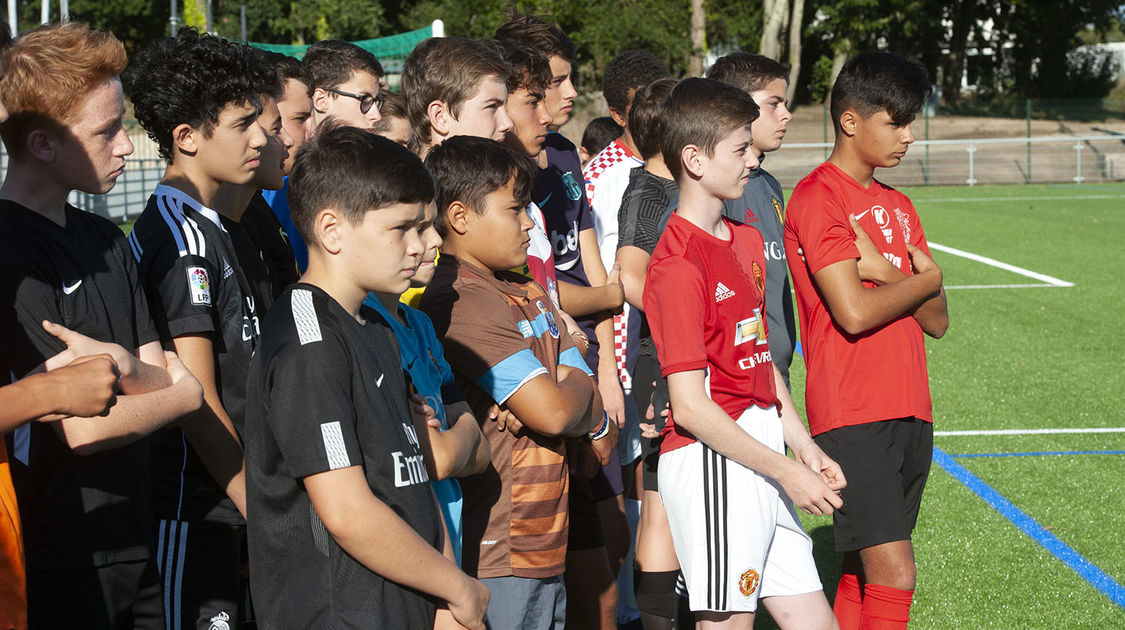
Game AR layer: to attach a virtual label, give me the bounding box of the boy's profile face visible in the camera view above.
[344,201,425,295]
[195,100,268,187]
[503,87,552,158]
[446,76,512,142]
[318,70,382,131]
[749,78,791,156]
[545,55,577,128]
[410,201,442,287]
[252,95,293,191]
[57,77,134,195]
[696,125,758,200]
[277,78,314,175]
[375,115,411,147]
[852,109,915,169]
[464,176,533,271]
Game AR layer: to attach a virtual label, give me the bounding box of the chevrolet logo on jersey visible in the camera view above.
[734,309,768,346]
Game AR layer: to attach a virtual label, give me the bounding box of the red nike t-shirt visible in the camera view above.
[645,214,780,454]
[784,162,933,437]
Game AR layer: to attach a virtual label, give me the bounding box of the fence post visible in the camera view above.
[1026,99,1032,184]
[966,141,976,186]
[1074,141,1085,184]
[924,106,930,186]
[822,102,829,160]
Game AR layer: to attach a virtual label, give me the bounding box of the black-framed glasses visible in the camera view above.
[328,88,384,114]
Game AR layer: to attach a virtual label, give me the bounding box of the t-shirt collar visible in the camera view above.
[153,183,225,230]
[446,255,530,299]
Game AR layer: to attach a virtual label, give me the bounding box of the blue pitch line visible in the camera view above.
[933,447,1125,608]
[951,450,1125,458]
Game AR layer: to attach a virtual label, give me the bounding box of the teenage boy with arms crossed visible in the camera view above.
[421,136,611,630]
[493,22,628,628]
[244,127,487,629]
[0,22,203,628]
[784,51,947,630]
[645,78,844,630]
[127,29,273,629]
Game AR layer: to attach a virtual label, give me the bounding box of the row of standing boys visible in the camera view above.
[0,11,947,630]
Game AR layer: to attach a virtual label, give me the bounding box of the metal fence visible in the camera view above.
[4,132,1125,224]
[767,135,1125,188]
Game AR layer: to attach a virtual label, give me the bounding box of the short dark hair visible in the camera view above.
[402,37,510,147]
[268,51,313,97]
[303,40,384,91]
[494,13,575,63]
[493,39,550,96]
[602,50,670,115]
[706,52,789,95]
[289,123,433,245]
[128,29,274,161]
[580,116,622,157]
[424,136,535,238]
[830,51,931,132]
[661,78,759,182]
[0,20,12,51]
[253,49,284,100]
[371,91,406,137]
[629,77,677,160]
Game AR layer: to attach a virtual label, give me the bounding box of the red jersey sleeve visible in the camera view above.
[791,181,860,276]
[906,200,933,258]
[644,255,708,377]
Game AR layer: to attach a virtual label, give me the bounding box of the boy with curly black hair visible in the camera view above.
[126,28,274,630]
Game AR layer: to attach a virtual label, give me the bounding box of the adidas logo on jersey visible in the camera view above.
[715,282,736,302]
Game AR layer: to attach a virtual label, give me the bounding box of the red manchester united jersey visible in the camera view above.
[645,213,780,454]
[784,162,933,437]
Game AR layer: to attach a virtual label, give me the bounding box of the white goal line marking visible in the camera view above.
[914,194,1125,204]
[928,242,1074,287]
[935,428,1125,436]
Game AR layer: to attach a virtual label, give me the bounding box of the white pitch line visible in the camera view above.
[944,283,1065,290]
[913,194,1125,204]
[935,428,1125,436]
[929,242,1075,287]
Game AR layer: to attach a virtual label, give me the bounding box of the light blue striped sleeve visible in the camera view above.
[477,348,549,404]
[558,346,594,376]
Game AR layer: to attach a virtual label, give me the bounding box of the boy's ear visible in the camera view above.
[171,123,200,156]
[314,207,345,255]
[838,109,858,138]
[427,100,451,136]
[312,87,332,114]
[26,128,58,163]
[681,144,704,179]
[445,200,470,236]
[608,107,627,128]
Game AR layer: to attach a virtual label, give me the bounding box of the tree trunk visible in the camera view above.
[829,37,851,88]
[942,0,972,106]
[761,0,786,60]
[689,0,706,76]
[786,0,804,104]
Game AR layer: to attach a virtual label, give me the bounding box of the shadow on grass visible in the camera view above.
[754,524,841,629]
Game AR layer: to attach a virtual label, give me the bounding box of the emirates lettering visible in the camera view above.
[738,350,772,371]
[393,451,429,487]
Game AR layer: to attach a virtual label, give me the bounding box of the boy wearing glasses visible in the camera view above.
[304,39,384,132]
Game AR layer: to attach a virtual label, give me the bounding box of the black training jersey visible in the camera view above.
[0,201,159,570]
[618,167,678,359]
[245,284,440,629]
[223,213,276,317]
[129,184,259,525]
[237,192,299,307]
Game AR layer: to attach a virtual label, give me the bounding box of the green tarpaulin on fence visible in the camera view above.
[249,23,435,61]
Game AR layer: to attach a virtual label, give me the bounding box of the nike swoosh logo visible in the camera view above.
[536,192,552,207]
[376,373,384,387]
[62,280,82,295]
[853,209,870,220]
